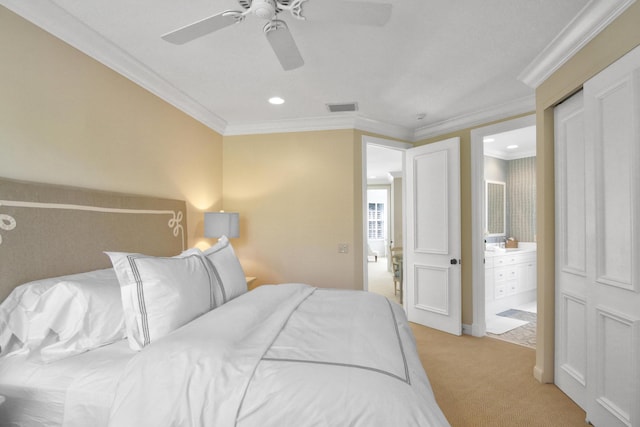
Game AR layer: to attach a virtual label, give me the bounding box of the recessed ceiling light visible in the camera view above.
[483,137,495,143]
[268,97,285,105]
[507,144,519,149]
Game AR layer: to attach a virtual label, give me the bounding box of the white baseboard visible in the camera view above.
[533,366,545,383]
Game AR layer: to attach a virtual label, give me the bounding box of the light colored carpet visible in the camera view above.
[411,323,586,426]
[367,257,401,305]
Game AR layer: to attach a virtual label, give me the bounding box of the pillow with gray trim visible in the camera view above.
[106,251,215,351]
[202,236,247,305]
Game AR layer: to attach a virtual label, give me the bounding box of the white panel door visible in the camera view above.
[583,44,640,427]
[554,90,588,409]
[556,44,640,427]
[405,137,461,335]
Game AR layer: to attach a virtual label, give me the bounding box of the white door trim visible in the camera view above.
[470,114,536,337]
[361,135,412,295]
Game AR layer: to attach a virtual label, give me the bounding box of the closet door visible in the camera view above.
[583,44,640,427]
[554,90,588,410]
[555,44,640,427]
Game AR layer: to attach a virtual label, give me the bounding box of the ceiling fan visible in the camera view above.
[161,0,393,71]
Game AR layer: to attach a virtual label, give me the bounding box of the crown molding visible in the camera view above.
[9,0,606,141]
[353,116,414,141]
[518,0,636,88]
[1,0,228,134]
[224,114,414,141]
[413,95,535,141]
[224,115,356,136]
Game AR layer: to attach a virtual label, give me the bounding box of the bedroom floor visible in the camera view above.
[367,257,401,305]
[412,323,586,426]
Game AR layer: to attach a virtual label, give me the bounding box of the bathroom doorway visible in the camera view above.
[470,115,537,348]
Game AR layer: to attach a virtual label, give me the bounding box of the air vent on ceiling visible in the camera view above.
[327,102,359,113]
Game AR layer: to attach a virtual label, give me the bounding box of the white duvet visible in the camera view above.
[108,284,450,427]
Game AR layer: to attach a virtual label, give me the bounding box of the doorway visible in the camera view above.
[483,125,537,348]
[366,186,400,304]
[471,115,537,347]
[361,136,411,304]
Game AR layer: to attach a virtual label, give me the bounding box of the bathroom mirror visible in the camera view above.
[486,180,506,236]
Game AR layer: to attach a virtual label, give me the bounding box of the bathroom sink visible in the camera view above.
[489,246,521,253]
[486,243,536,254]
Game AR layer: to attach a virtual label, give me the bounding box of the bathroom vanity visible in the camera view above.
[485,243,536,316]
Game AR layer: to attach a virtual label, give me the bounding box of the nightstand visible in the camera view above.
[246,276,257,290]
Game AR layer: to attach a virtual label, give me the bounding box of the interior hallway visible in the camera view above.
[368,257,401,305]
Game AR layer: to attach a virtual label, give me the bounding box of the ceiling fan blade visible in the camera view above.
[264,20,304,71]
[300,0,392,27]
[162,11,242,44]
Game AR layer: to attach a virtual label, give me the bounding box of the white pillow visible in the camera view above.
[202,236,247,304]
[106,252,216,351]
[0,269,126,362]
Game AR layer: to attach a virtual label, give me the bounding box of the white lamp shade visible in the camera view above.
[204,212,240,238]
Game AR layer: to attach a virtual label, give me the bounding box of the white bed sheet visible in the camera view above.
[108,284,450,427]
[0,340,133,427]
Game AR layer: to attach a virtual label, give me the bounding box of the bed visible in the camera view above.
[0,177,450,427]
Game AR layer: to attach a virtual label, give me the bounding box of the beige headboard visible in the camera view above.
[0,177,187,301]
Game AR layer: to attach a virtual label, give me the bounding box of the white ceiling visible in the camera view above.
[484,125,536,160]
[367,144,402,185]
[3,0,598,139]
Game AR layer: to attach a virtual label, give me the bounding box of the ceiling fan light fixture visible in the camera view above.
[252,0,277,20]
[162,0,393,71]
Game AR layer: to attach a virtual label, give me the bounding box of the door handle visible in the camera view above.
[450,258,461,265]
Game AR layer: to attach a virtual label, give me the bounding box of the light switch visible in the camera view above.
[338,243,349,254]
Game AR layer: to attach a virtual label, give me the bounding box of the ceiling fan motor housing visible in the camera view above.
[252,0,277,20]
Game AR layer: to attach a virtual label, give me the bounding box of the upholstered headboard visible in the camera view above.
[0,178,187,301]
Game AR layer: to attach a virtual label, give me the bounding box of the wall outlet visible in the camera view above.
[338,243,349,254]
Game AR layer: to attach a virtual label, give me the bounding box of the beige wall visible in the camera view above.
[222,130,364,289]
[533,2,640,383]
[0,5,375,293]
[0,7,224,249]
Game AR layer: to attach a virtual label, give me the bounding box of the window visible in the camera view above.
[368,202,385,239]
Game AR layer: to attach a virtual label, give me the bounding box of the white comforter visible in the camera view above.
[108,284,450,427]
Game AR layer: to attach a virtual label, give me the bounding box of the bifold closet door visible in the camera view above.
[554,90,588,411]
[556,44,640,427]
[582,44,640,427]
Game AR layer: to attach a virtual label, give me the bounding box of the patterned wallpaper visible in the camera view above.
[507,156,536,242]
